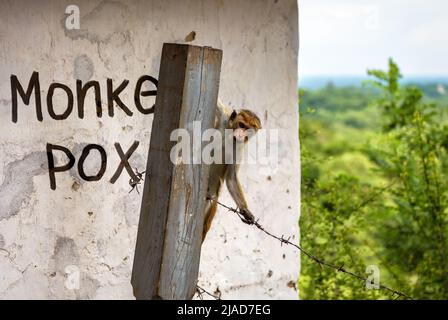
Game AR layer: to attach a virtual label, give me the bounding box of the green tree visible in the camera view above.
[299,59,448,299]
[367,59,448,299]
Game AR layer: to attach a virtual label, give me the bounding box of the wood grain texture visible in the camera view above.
[131,43,222,300]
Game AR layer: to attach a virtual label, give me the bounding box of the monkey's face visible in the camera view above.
[229,109,261,143]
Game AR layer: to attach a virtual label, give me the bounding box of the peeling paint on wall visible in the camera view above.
[0,152,47,221]
[53,236,80,269]
[74,55,94,82]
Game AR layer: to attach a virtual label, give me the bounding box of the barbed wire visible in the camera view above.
[210,199,413,300]
[128,168,410,299]
[196,285,222,300]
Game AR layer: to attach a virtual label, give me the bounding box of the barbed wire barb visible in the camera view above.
[210,199,413,300]
[196,285,222,300]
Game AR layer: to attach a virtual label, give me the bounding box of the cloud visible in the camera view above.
[407,18,448,46]
[299,0,448,76]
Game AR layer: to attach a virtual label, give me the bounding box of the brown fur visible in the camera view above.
[202,104,261,243]
[202,201,218,242]
[237,109,262,130]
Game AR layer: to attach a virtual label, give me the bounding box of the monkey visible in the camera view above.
[202,99,262,242]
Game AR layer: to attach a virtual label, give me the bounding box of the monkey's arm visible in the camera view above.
[225,165,255,224]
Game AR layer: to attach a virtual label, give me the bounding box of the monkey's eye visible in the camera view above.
[238,122,247,129]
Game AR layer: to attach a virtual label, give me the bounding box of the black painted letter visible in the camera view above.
[107,78,132,117]
[109,141,139,183]
[11,71,43,122]
[77,80,102,118]
[78,144,107,181]
[47,143,76,190]
[47,83,74,120]
[134,75,157,114]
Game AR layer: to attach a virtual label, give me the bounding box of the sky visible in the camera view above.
[299,0,448,77]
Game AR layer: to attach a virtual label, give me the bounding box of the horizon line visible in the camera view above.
[300,74,448,78]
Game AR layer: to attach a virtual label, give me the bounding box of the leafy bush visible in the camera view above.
[299,59,448,299]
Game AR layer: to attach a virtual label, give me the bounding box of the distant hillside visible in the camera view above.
[300,75,448,90]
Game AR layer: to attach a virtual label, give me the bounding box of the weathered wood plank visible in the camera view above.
[131,43,222,300]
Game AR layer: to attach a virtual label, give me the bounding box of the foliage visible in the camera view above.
[299,59,448,299]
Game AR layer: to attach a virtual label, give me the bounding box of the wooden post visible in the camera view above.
[131,43,222,300]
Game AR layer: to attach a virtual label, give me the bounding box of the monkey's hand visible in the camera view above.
[239,207,255,225]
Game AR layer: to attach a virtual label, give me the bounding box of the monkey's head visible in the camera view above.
[229,109,262,143]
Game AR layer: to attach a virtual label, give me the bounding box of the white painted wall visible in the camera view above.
[0,0,299,299]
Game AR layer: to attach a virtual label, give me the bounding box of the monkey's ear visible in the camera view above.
[230,110,237,121]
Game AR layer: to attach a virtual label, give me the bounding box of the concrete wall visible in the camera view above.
[0,0,299,299]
